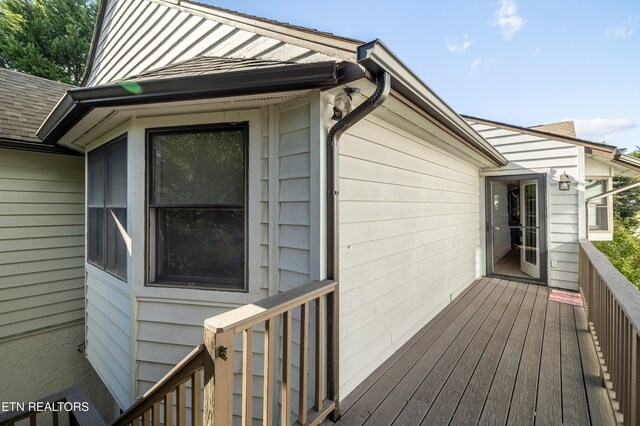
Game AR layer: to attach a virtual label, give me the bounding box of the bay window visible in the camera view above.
[87,135,128,281]
[147,124,248,290]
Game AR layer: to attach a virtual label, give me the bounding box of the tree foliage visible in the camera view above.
[613,148,640,227]
[0,0,97,84]
[596,148,640,290]
[594,216,640,289]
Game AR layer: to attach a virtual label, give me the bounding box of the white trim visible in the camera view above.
[309,90,328,281]
[128,116,143,399]
[577,146,586,239]
[133,109,263,298]
[268,105,280,296]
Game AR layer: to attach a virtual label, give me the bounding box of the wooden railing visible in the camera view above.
[110,279,337,426]
[0,385,106,426]
[110,344,206,425]
[579,239,640,425]
[204,279,337,426]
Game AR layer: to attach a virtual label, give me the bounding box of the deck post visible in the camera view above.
[204,327,235,426]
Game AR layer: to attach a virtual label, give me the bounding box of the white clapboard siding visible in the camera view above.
[87,0,343,86]
[338,114,481,397]
[470,121,581,289]
[0,149,84,339]
[278,97,312,291]
[86,269,132,409]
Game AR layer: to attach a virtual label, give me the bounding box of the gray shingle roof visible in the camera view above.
[121,56,300,82]
[0,68,73,143]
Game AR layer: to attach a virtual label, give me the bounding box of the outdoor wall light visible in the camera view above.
[559,171,571,191]
[332,88,360,120]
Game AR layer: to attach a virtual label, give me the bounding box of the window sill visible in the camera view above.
[135,284,264,306]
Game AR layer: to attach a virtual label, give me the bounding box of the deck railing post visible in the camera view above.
[631,331,639,426]
[204,328,235,426]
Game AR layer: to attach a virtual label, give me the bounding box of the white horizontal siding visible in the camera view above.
[339,115,481,397]
[86,269,132,409]
[87,0,339,86]
[470,121,581,289]
[278,98,311,291]
[0,149,84,339]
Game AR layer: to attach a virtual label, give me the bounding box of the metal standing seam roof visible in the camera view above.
[119,56,300,82]
[0,68,73,144]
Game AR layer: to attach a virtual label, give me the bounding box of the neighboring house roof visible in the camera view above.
[0,68,79,155]
[464,115,640,173]
[530,120,576,138]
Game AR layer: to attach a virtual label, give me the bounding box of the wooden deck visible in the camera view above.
[332,278,617,426]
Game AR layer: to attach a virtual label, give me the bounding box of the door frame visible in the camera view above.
[485,174,548,285]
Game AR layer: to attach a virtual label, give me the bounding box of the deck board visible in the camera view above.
[452,282,538,426]
[332,279,617,426]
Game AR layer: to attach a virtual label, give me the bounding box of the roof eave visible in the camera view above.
[612,154,640,174]
[40,61,361,145]
[357,40,508,167]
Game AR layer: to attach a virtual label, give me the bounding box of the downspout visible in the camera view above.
[326,71,391,420]
[585,181,640,238]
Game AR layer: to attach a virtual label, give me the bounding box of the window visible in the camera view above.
[586,178,611,231]
[87,135,128,281]
[148,124,248,290]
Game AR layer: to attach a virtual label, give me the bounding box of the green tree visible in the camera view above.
[0,0,97,84]
[594,216,640,289]
[613,148,640,227]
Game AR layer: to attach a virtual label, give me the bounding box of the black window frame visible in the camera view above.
[87,134,128,282]
[146,122,249,292]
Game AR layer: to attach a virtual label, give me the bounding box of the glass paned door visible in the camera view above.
[520,180,540,278]
[488,175,545,283]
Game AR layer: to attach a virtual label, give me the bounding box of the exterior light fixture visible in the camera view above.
[332,88,360,120]
[559,171,571,191]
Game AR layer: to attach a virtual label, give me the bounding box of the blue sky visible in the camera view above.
[203,0,640,151]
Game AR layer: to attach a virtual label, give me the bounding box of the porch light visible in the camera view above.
[559,171,571,191]
[332,88,360,120]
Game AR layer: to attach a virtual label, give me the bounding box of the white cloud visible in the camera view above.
[446,34,473,53]
[531,48,541,58]
[491,0,526,40]
[606,15,639,39]
[606,26,633,39]
[465,58,493,77]
[569,118,636,142]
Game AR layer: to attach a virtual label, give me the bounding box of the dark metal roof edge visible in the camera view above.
[41,61,357,145]
[357,40,508,167]
[463,115,618,152]
[0,138,83,156]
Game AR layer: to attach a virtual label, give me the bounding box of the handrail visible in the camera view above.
[110,344,206,425]
[0,385,106,426]
[109,279,338,426]
[204,279,338,426]
[579,239,640,331]
[579,238,640,425]
[205,280,337,333]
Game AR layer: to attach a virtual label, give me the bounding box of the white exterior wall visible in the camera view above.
[0,148,115,419]
[338,114,482,397]
[0,149,85,337]
[0,322,116,422]
[77,94,321,421]
[470,122,581,290]
[87,0,341,86]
